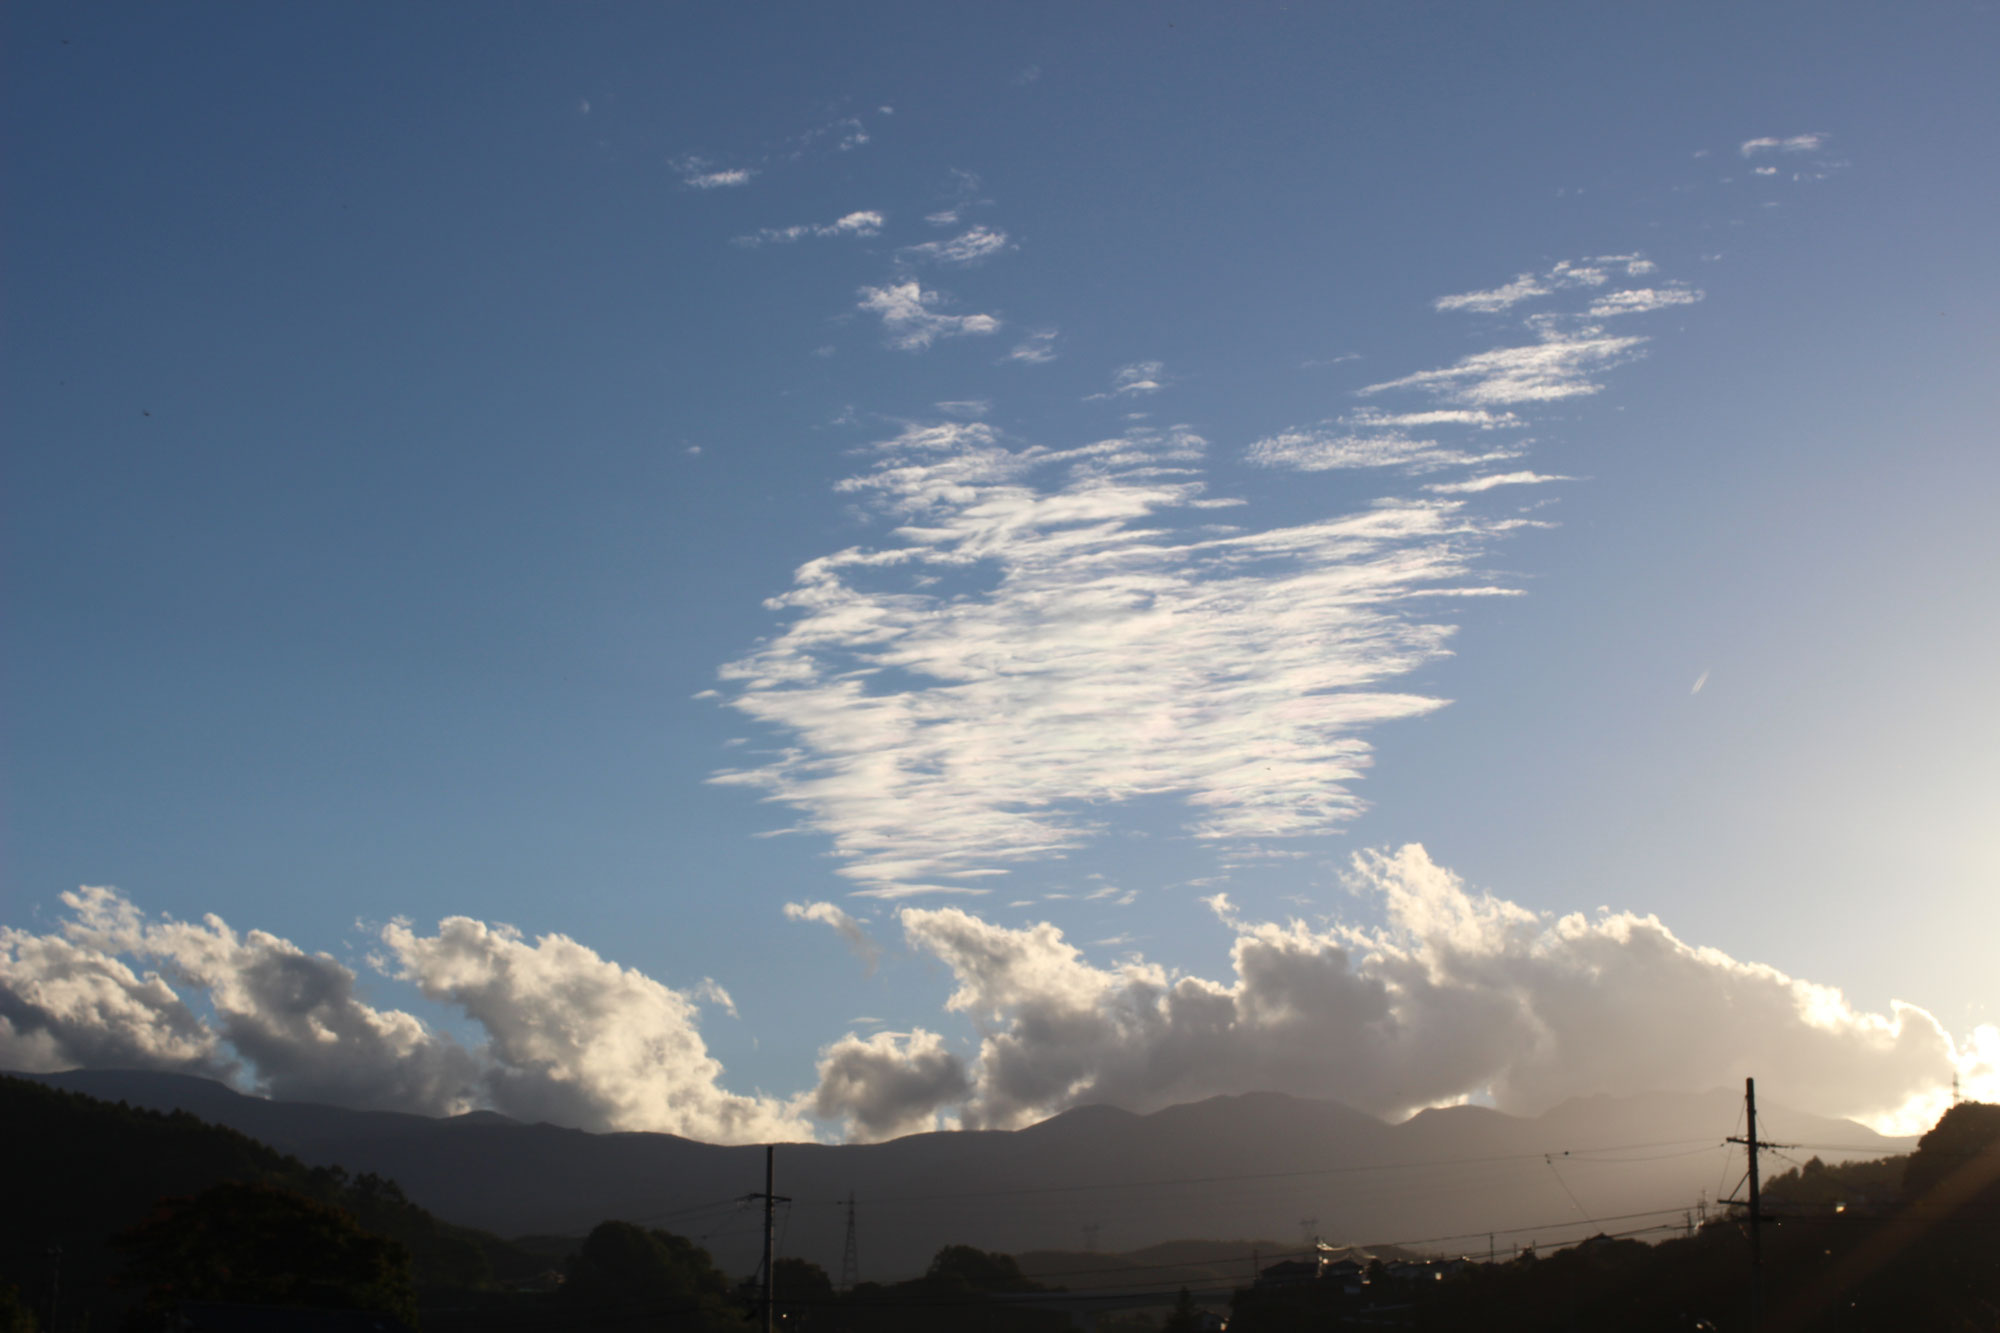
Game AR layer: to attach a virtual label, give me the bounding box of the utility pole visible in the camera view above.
[744,1146,790,1333]
[1726,1076,1790,1332]
[839,1192,860,1293]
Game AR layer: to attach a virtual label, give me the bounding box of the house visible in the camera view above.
[1254,1258,1320,1289]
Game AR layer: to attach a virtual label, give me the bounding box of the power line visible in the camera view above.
[1543,1153,1589,1220]
[982,1202,1715,1289]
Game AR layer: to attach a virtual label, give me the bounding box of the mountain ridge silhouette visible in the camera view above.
[14,1068,1910,1281]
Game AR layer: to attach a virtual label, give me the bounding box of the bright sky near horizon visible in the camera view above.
[5,3,1997,1144]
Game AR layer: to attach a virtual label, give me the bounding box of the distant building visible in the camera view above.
[1254,1258,1320,1289]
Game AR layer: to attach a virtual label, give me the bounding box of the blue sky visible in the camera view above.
[5,2,1996,1141]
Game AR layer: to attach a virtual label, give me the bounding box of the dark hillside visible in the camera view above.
[0,1076,539,1331]
[15,1070,1915,1282]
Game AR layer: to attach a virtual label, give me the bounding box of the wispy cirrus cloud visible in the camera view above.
[1425,471,1573,494]
[1741,133,1825,156]
[673,155,757,190]
[1434,273,1550,314]
[673,109,887,196]
[901,226,1010,266]
[1586,285,1703,317]
[1246,403,1528,475]
[1086,361,1168,400]
[1360,325,1649,406]
[856,282,1001,350]
[1005,330,1059,363]
[688,168,754,189]
[795,115,871,154]
[1433,256,1658,313]
[785,900,882,971]
[735,210,885,246]
[924,169,988,229]
[1730,133,1843,185]
[1350,255,1700,416]
[1348,408,1525,430]
[741,246,1707,892]
[1247,428,1520,473]
[710,420,1517,898]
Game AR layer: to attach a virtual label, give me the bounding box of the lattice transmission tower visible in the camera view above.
[839,1192,860,1292]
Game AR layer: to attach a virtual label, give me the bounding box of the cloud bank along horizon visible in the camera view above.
[3,847,1993,1143]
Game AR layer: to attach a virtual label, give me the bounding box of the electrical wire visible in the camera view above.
[1543,1153,1590,1220]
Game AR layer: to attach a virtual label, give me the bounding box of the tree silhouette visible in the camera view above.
[922,1245,1039,1295]
[1162,1285,1201,1332]
[0,1284,37,1333]
[562,1220,748,1330]
[1903,1099,2000,1201]
[114,1182,416,1328]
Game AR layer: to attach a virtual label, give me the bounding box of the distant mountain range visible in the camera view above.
[13,1069,1911,1282]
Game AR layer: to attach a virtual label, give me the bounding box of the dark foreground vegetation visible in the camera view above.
[1227,1101,2000,1331]
[4,1074,1994,1331]
[1,1075,548,1330]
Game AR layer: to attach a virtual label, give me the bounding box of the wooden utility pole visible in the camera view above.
[762,1147,776,1333]
[1746,1075,1762,1316]
[745,1146,789,1333]
[1726,1076,1789,1331]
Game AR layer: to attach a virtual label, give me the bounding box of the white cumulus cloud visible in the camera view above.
[0,889,806,1142]
[3,886,478,1113]
[809,1027,969,1140]
[13,861,1994,1142]
[380,916,806,1139]
[850,846,1986,1134]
